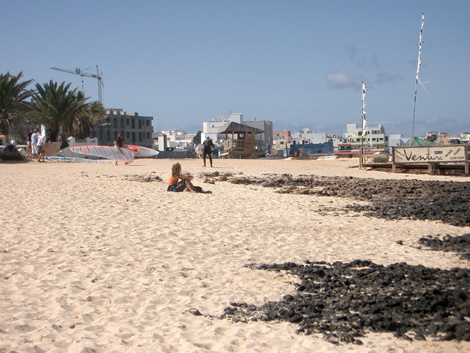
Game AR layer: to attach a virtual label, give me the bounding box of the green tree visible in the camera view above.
[29,81,89,139]
[0,72,34,138]
[193,131,202,145]
[426,133,438,142]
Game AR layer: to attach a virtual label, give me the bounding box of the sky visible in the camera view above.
[2,0,469,137]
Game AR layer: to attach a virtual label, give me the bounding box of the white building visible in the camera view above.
[158,130,196,150]
[344,123,387,150]
[244,118,273,153]
[388,134,409,147]
[291,128,329,145]
[460,132,470,143]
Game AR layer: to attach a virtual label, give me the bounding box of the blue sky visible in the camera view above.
[2,0,469,137]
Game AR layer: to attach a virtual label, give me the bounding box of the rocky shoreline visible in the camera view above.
[197,172,470,343]
[218,257,470,344]
[202,172,470,227]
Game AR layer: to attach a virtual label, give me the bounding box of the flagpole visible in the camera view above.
[412,13,425,139]
[360,81,366,168]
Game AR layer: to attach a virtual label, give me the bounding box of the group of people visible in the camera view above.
[27,129,47,162]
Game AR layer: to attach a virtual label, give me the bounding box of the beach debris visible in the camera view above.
[212,260,470,344]
[124,174,162,182]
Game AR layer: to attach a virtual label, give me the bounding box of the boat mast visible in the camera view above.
[411,13,426,139]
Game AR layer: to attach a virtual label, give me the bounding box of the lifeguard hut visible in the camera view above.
[219,122,264,158]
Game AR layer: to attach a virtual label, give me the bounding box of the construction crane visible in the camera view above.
[51,65,104,105]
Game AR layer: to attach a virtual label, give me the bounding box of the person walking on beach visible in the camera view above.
[37,132,46,162]
[202,136,214,167]
[114,133,128,165]
[30,130,39,158]
[26,129,33,158]
[167,162,198,192]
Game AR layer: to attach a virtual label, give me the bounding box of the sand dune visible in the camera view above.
[1,158,469,352]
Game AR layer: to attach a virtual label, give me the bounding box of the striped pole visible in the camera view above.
[360,81,366,168]
[412,13,425,139]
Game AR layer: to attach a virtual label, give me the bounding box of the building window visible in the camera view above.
[126,119,129,126]
[121,119,124,128]
[113,118,117,127]
[132,119,135,129]
[138,120,142,129]
[126,132,130,139]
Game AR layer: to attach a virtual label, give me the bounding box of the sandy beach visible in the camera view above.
[1,157,469,353]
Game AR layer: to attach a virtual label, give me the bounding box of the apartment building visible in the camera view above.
[91,108,154,147]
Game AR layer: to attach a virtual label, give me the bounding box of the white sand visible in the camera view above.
[1,158,469,353]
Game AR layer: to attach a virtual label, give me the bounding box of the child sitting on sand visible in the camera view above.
[167,163,211,193]
[167,163,198,192]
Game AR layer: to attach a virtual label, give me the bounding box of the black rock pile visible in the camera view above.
[201,173,470,227]
[218,260,470,344]
[419,234,470,260]
[195,173,470,343]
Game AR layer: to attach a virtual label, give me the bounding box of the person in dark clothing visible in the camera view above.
[114,133,128,165]
[202,136,214,167]
[114,133,124,148]
[27,129,33,158]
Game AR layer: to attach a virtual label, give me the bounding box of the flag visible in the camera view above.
[362,82,367,108]
[362,82,367,135]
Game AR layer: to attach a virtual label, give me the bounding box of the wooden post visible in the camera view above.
[359,146,363,169]
[428,162,438,175]
[466,146,469,176]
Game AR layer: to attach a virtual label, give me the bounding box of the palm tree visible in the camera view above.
[0,72,34,139]
[71,92,105,140]
[29,81,89,139]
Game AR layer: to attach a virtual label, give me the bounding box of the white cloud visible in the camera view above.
[325,72,362,90]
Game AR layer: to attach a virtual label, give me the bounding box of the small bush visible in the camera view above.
[373,156,389,163]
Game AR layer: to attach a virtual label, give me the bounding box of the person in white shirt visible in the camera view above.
[31,130,39,158]
[37,134,46,162]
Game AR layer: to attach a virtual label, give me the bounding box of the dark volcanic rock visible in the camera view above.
[419,234,470,260]
[216,260,470,343]
[202,173,470,227]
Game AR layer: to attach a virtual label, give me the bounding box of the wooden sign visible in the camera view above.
[393,146,467,164]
